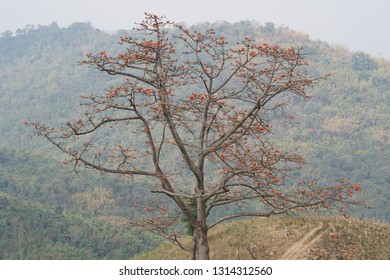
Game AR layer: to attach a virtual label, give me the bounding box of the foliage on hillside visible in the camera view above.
[0,148,157,218]
[0,191,160,259]
[0,148,166,259]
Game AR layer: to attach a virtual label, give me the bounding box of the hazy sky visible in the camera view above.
[1,0,389,58]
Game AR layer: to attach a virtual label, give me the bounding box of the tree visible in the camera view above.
[1,30,13,39]
[32,13,364,260]
[71,186,115,215]
[351,51,378,72]
[263,22,276,34]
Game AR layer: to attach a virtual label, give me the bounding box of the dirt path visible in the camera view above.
[281,223,323,259]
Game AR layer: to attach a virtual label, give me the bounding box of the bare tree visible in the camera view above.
[33,13,363,260]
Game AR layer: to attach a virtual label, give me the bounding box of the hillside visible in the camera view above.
[136,216,390,260]
[0,20,389,259]
[1,21,389,221]
[0,191,160,259]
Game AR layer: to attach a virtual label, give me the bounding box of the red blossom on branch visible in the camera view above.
[31,13,364,260]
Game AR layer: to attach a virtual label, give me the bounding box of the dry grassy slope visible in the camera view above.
[135,217,390,260]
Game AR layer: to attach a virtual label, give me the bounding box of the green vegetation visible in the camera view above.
[0,20,389,259]
[0,191,160,259]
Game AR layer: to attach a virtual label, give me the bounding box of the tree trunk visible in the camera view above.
[194,198,210,260]
[191,236,197,260]
[194,226,209,260]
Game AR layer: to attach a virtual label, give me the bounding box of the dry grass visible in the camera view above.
[309,217,390,259]
[135,216,390,260]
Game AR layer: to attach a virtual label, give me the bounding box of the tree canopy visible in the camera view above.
[32,14,365,259]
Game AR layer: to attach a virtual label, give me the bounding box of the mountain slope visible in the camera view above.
[0,20,389,260]
[0,191,160,259]
[0,22,388,221]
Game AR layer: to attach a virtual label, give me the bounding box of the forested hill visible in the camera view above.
[0,190,160,259]
[0,21,389,258]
